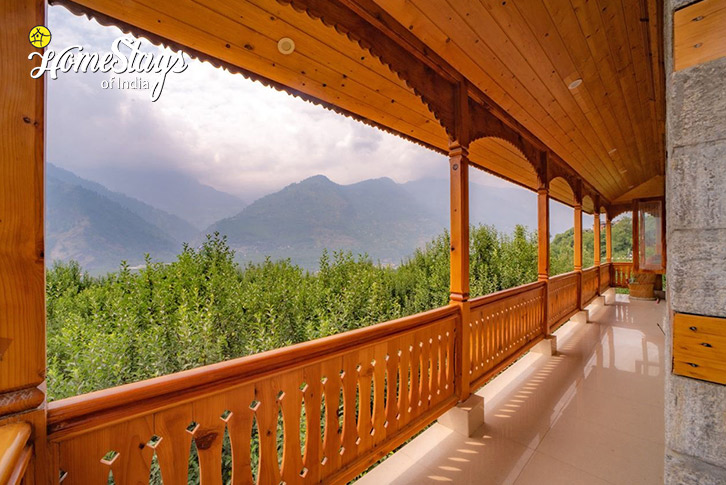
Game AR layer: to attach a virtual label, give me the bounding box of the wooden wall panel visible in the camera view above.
[675,0,726,71]
[0,0,46,398]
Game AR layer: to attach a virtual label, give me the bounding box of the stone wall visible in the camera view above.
[665,0,726,483]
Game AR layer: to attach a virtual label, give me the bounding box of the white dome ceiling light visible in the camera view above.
[278,37,295,55]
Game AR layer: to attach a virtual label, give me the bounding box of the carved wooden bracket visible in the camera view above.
[547,158,579,200]
[469,100,542,177]
[277,0,457,138]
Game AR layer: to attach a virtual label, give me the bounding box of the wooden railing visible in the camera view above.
[0,422,32,485]
[47,306,459,485]
[468,281,546,388]
[611,262,633,288]
[41,263,629,484]
[599,263,611,293]
[581,267,600,305]
[547,271,580,331]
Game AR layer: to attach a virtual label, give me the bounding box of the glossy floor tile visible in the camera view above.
[355,295,666,485]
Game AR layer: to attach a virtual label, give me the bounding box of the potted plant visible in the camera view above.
[628,272,656,300]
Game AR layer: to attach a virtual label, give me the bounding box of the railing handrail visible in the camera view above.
[47,304,459,438]
[549,270,579,282]
[469,280,545,309]
[0,422,32,485]
[582,266,599,274]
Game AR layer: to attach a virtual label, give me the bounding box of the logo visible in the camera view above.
[28,37,188,102]
[29,26,51,49]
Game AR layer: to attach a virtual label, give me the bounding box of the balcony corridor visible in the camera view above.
[356,296,666,485]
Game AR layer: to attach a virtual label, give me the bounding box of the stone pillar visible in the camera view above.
[665,0,726,482]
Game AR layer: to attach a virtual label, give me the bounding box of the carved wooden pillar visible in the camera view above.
[537,183,550,282]
[632,200,640,272]
[450,82,471,401]
[574,203,583,271]
[594,212,601,267]
[0,0,48,482]
[606,213,613,263]
[449,142,470,304]
[536,155,550,335]
[574,196,583,308]
[449,141,470,400]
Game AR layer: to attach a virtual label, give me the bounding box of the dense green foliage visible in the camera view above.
[47,225,538,401]
[550,216,633,275]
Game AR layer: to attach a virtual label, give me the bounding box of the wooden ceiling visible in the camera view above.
[53,0,664,208]
[374,0,665,202]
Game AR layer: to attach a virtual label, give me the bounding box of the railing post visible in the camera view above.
[537,158,550,335]
[0,1,49,483]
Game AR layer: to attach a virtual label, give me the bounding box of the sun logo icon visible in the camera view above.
[29,25,51,49]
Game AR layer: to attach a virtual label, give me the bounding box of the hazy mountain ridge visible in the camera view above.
[46,175,182,273]
[48,163,198,243]
[46,168,570,273]
[207,175,442,269]
[73,166,248,229]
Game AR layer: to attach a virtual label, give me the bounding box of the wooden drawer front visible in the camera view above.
[673,313,726,385]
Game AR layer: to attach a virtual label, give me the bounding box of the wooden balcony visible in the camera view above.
[1,0,667,482]
[27,264,627,484]
[356,294,666,485]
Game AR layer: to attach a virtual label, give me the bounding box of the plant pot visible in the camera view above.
[629,282,655,300]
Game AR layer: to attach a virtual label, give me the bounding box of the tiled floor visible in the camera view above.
[355,295,667,485]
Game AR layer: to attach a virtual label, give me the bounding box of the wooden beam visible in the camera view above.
[0,0,46,407]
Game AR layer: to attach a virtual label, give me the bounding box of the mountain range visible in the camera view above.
[46,165,572,273]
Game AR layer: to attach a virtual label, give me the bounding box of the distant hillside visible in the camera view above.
[46,175,181,273]
[207,175,441,269]
[402,177,575,236]
[550,216,633,275]
[74,166,247,229]
[48,163,198,243]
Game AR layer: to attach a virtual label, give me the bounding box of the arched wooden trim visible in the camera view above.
[469,100,543,179]
[547,161,579,201]
[606,203,633,220]
[581,194,595,215]
[581,184,600,211]
[276,0,457,138]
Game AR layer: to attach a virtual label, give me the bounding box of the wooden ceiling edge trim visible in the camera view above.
[611,174,665,204]
[275,0,457,139]
[48,0,448,157]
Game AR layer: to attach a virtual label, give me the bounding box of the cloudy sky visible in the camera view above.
[46,5,576,229]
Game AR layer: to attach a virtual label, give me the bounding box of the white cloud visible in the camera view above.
[45,5,573,232]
